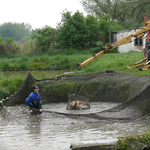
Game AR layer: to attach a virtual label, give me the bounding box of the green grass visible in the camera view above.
[115,132,150,150]
[0,51,149,76]
[83,51,150,76]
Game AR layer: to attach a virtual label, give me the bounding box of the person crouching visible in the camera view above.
[25,85,42,110]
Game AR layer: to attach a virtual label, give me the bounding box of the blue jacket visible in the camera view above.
[25,92,42,106]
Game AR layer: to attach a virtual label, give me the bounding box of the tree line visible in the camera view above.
[30,11,123,53]
[81,0,150,29]
[0,22,32,41]
[0,10,123,54]
[0,0,150,55]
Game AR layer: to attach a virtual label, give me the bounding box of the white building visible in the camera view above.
[112,14,149,56]
[112,29,146,53]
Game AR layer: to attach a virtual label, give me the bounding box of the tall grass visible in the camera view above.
[0,51,92,71]
[0,77,24,99]
[0,50,149,76]
[83,51,149,76]
[47,48,93,56]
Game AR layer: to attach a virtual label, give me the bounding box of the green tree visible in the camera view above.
[0,36,20,55]
[57,10,123,49]
[57,10,90,49]
[0,22,32,41]
[30,25,56,52]
[80,0,150,29]
[98,14,124,44]
[24,23,32,34]
[85,15,99,48]
[4,37,14,45]
[99,15,109,44]
[0,36,3,44]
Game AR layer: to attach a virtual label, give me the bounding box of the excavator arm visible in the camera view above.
[77,20,150,69]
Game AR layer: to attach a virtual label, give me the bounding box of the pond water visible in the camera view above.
[0,102,150,150]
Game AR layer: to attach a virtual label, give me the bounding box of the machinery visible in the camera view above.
[77,19,150,70]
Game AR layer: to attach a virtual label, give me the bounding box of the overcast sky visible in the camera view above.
[0,0,87,29]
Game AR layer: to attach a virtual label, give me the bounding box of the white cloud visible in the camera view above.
[0,0,86,29]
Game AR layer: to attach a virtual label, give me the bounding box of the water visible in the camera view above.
[0,102,150,150]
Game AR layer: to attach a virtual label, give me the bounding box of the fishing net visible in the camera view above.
[67,78,91,110]
[1,71,150,121]
[68,94,90,103]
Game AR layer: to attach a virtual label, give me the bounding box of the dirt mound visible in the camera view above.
[2,71,150,120]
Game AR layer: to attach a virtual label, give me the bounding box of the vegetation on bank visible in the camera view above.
[115,132,150,150]
[0,12,123,56]
[0,50,148,75]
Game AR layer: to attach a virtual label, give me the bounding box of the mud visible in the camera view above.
[2,71,150,120]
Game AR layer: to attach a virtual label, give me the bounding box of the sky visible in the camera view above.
[0,0,87,29]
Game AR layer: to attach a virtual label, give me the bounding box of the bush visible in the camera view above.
[89,47,101,54]
[15,63,28,71]
[2,62,9,71]
[0,78,24,98]
[20,56,29,62]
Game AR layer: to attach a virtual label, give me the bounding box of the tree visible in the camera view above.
[80,0,150,29]
[4,37,14,45]
[23,23,32,34]
[0,22,32,41]
[30,26,56,52]
[57,10,90,49]
[85,15,99,48]
[0,36,20,55]
[0,36,3,44]
[57,10,123,49]
[98,14,124,44]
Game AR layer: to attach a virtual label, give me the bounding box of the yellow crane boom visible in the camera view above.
[77,20,150,69]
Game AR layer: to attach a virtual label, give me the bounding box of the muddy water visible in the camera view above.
[0,102,150,150]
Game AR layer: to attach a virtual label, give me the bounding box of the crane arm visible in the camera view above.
[77,20,150,68]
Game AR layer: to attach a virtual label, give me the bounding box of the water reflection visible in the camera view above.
[0,103,150,150]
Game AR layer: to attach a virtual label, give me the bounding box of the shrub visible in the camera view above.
[2,62,9,71]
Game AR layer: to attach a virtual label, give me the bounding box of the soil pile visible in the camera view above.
[2,71,150,120]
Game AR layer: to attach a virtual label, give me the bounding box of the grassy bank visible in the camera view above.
[0,51,149,76]
[115,132,150,150]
